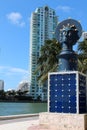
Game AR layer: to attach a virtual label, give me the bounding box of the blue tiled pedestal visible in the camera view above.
[48,71,87,114]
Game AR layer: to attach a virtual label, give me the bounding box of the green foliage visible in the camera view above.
[78,40,87,53]
[35,39,61,84]
[0,90,6,96]
[78,39,87,73]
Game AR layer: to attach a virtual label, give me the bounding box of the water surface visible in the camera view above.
[0,102,47,116]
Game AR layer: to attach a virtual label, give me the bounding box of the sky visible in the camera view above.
[0,0,87,91]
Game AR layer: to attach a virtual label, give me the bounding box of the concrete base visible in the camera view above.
[39,112,87,130]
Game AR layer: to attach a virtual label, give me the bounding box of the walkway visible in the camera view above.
[0,115,50,130]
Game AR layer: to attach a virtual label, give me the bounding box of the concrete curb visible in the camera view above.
[0,113,39,120]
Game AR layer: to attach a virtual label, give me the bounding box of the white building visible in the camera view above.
[0,80,4,90]
[17,81,29,92]
[29,6,58,101]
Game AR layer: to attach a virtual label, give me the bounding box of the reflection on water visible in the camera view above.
[0,102,47,116]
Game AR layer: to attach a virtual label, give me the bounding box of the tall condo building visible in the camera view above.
[30,6,58,101]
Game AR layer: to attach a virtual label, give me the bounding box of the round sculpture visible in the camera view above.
[55,19,82,71]
[55,19,82,45]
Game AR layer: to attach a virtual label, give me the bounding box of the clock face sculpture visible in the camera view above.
[55,19,82,46]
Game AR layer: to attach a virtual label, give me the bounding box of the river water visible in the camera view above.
[0,102,47,116]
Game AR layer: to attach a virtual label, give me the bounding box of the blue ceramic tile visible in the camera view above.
[49,73,86,113]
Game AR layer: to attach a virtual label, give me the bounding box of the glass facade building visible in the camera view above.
[29,6,58,100]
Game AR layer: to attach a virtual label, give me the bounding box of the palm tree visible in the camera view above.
[78,39,87,53]
[35,39,61,84]
[78,39,87,73]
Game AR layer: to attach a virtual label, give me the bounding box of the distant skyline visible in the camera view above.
[0,0,87,90]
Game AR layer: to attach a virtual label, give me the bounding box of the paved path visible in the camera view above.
[0,115,51,130]
[0,116,39,130]
[0,116,38,125]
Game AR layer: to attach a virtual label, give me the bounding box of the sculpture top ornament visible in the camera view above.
[55,19,82,71]
[55,19,82,51]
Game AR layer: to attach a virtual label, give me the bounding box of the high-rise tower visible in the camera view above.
[30,6,58,100]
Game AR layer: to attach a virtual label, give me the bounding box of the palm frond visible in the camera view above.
[34,39,61,85]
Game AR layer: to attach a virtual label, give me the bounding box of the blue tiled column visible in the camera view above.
[48,71,87,114]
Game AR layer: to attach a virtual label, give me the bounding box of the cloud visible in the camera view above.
[0,66,28,76]
[6,12,25,27]
[10,67,28,74]
[0,66,29,90]
[56,5,73,13]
